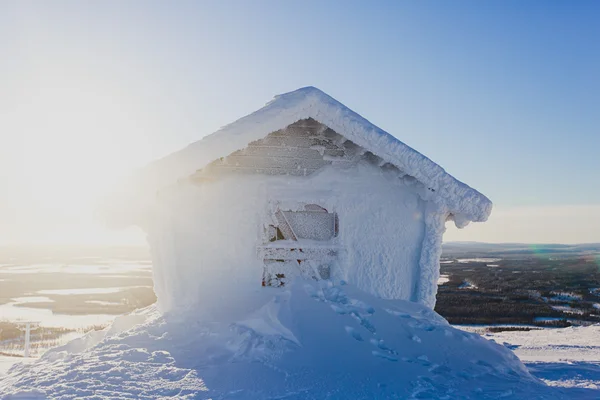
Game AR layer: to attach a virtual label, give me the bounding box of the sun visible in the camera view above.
[1,66,152,245]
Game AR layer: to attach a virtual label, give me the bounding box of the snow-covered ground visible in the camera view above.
[1,281,599,399]
[0,261,150,275]
[459,280,478,290]
[0,258,156,361]
[0,357,35,377]
[457,258,502,263]
[477,325,600,391]
[550,292,584,302]
[0,298,117,329]
[551,305,585,315]
[437,274,450,284]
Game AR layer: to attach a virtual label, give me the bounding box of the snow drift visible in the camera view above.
[0,280,580,399]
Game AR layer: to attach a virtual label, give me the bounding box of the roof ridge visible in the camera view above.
[123,87,492,224]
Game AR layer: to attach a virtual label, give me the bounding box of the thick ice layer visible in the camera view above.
[1,280,573,399]
[145,164,434,312]
[105,87,491,228]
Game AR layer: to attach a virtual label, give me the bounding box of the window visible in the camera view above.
[268,204,338,242]
[261,203,339,287]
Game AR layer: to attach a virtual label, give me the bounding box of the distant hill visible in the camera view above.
[442,242,600,257]
[0,245,150,264]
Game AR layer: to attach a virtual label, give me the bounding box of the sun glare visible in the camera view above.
[1,65,152,245]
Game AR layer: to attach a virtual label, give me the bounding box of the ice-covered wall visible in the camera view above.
[414,203,448,308]
[146,163,430,313]
[102,88,492,313]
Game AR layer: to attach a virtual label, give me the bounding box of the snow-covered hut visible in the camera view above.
[109,87,491,313]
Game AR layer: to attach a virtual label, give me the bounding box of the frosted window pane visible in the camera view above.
[282,211,335,241]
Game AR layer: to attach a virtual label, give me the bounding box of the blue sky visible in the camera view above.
[0,1,599,244]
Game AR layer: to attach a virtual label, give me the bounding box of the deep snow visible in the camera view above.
[1,280,596,399]
[474,325,600,391]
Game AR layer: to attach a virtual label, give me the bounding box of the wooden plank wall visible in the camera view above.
[191,118,405,180]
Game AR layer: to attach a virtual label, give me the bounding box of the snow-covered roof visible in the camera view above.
[125,87,492,223]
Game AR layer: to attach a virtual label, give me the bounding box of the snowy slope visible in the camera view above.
[2,280,595,399]
[480,325,600,391]
[0,357,34,377]
[106,87,492,227]
[487,325,600,363]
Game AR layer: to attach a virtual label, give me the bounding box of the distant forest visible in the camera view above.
[435,245,600,328]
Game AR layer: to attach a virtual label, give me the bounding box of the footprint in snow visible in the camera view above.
[369,338,397,355]
[345,326,364,341]
[330,304,348,314]
[372,350,398,362]
[408,320,436,331]
[417,355,431,366]
[429,364,451,375]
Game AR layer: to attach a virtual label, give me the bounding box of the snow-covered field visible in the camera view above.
[456,258,502,263]
[1,281,599,399]
[0,357,35,376]
[458,280,478,290]
[0,296,117,329]
[0,257,154,359]
[1,253,599,398]
[475,325,600,391]
[437,274,450,284]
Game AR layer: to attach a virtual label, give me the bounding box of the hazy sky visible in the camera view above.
[1,1,599,245]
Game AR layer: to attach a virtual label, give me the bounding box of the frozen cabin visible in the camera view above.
[108,87,492,313]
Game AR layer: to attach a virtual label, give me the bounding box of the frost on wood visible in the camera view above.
[106,86,491,228]
[415,203,448,308]
[145,165,427,312]
[261,201,339,287]
[281,211,337,241]
[100,86,492,313]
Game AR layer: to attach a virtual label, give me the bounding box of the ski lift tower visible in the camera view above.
[16,321,40,357]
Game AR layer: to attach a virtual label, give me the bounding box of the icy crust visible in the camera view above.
[416,203,448,308]
[147,166,428,312]
[0,281,569,400]
[113,87,491,227]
